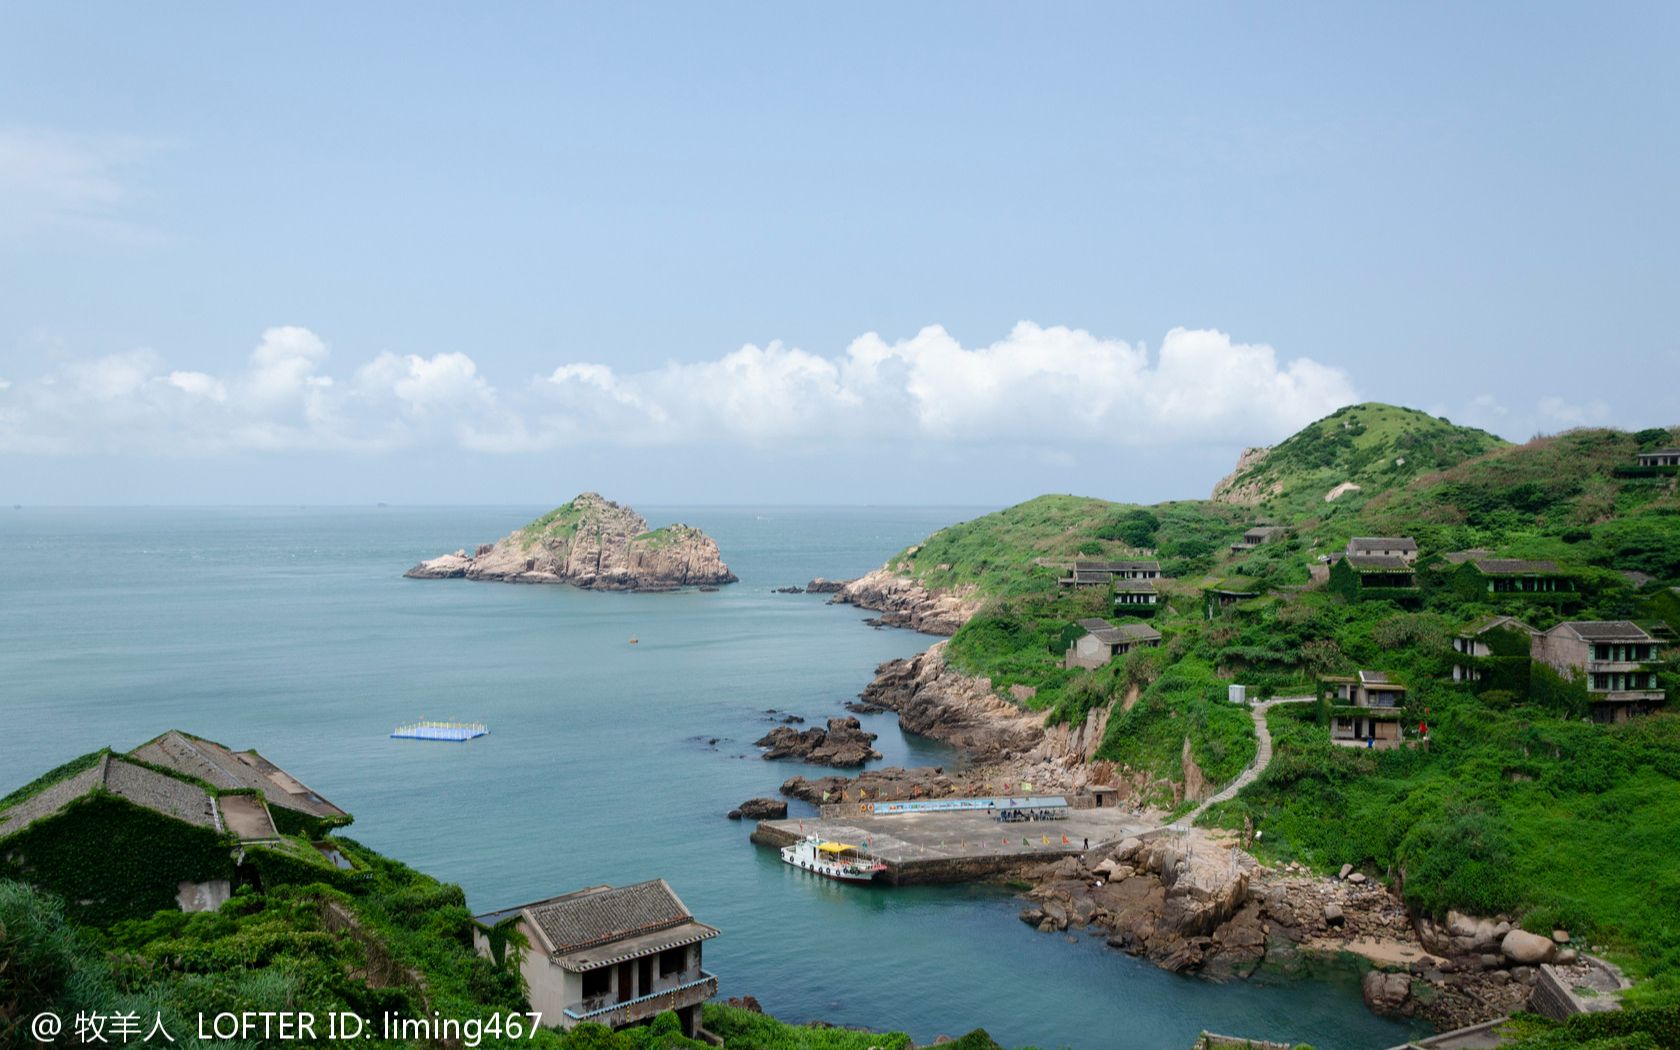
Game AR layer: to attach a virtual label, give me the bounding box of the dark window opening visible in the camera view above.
[582,967,611,999]
[659,946,686,977]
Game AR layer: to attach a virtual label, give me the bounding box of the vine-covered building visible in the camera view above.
[1531,621,1669,723]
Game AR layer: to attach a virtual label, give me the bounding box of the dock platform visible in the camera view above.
[752,806,1151,884]
[391,720,489,742]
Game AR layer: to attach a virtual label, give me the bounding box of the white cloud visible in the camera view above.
[0,322,1359,457]
[1537,395,1612,429]
[0,127,167,239]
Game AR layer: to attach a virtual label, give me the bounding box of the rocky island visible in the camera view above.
[404,492,737,590]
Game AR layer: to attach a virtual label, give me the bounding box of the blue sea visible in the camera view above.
[0,506,1423,1050]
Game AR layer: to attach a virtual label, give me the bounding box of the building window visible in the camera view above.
[659,946,686,977]
[582,967,611,999]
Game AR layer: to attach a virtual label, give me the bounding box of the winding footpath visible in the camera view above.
[1172,695,1315,830]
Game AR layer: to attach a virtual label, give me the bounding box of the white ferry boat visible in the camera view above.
[780,834,886,883]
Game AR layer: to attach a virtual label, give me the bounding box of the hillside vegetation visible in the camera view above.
[888,404,1680,997]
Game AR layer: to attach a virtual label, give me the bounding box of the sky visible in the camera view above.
[2,3,1677,506]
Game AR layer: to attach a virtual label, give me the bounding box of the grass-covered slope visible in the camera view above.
[1,842,1018,1050]
[1214,403,1510,518]
[876,406,1680,999]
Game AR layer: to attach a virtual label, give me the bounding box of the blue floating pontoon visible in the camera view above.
[391,720,489,742]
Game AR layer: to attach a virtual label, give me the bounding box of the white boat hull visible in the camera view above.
[779,835,886,883]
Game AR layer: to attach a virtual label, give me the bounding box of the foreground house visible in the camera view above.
[1531,621,1669,723]
[1452,615,1537,685]
[1065,618,1162,669]
[1059,559,1161,588]
[1319,671,1408,749]
[472,880,718,1037]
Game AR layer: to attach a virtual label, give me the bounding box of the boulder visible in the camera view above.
[1338,863,1354,880]
[1112,837,1143,862]
[1324,902,1345,927]
[1552,929,1571,944]
[1362,971,1412,1013]
[1556,949,1578,965]
[1501,929,1557,965]
[1347,872,1367,884]
[730,798,788,820]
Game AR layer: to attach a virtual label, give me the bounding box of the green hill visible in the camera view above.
[873,406,1680,1002]
[1211,403,1509,517]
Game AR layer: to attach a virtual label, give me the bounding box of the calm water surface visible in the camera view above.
[0,506,1423,1050]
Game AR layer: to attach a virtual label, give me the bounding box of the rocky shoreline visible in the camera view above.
[754,716,881,766]
[829,568,983,635]
[405,492,736,591]
[755,632,1556,1035]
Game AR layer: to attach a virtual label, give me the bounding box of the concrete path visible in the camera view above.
[1174,696,1314,829]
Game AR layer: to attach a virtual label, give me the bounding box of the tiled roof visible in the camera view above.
[1358,670,1391,685]
[1072,560,1160,573]
[1109,623,1162,642]
[131,731,345,821]
[1442,549,1494,565]
[1113,578,1158,593]
[1345,554,1414,572]
[1245,526,1287,539]
[1472,558,1561,575]
[1555,621,1653,642]
[529,879,696,956]
[1076,617,1114,632]
[1348,537,1417,552]
[1460,615,1537,637]
[0,754,218,840]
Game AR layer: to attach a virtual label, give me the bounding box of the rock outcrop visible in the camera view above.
[779,766,957,805]
[1210,446,1277,505]
[857,643,1045,762]
[727,798,788,821]
[754,717,881,767]
[404,492,736,591]
[804,577,848,594]
[830,569,981,635]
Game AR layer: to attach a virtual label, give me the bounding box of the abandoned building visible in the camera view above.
[132,729,349,835]
[1635,448,1680,468]
[1531,621,1669,723]
[1452,615,1537,684]
[472,879,719,1037]
[1230,525,1287,553]
[1059,559,1161,587]
[1112,577,1160,610]
[1345,536,1419,563]
[1065,617,1162,669]
[1319,671,1408,749]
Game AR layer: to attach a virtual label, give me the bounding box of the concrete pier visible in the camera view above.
[752,807,1152,884]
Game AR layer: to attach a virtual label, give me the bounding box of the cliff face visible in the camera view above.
[1210,446,1276,505]
[858,643,1045,761]
[831,568,982,635]
[404,492,737,591]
